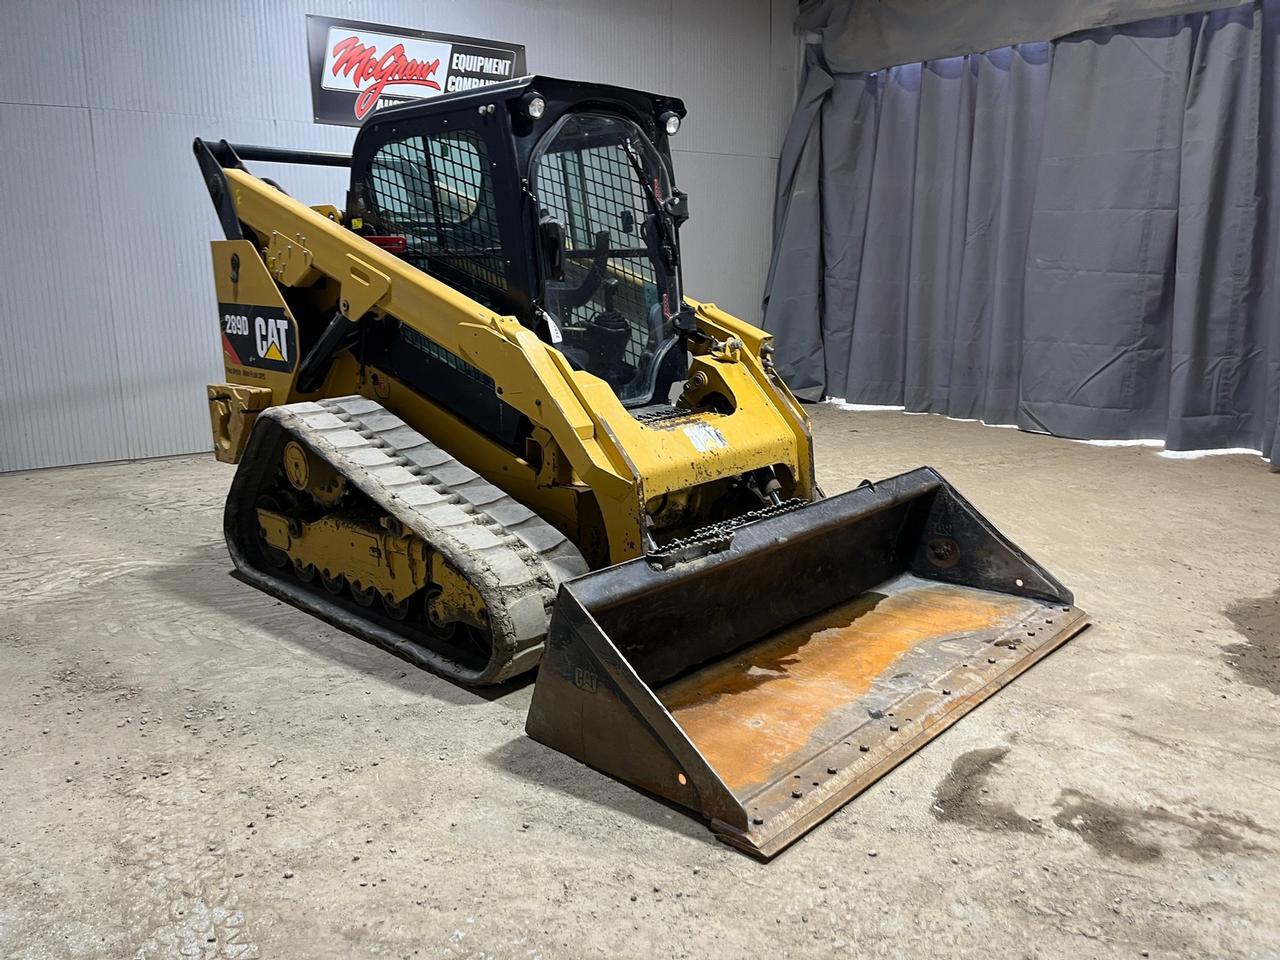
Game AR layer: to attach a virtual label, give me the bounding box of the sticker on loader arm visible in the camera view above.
[219,304,297,373]
[683,422,728,453]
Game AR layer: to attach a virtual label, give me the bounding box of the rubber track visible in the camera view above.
[225,395,588,685]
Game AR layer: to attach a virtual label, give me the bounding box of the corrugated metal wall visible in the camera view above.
[0,0,796,472]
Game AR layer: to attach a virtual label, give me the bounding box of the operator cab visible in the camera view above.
[348,76,690,410]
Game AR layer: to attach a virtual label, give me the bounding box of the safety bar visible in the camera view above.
[228,143,351,167]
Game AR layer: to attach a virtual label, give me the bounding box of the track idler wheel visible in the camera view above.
[423,586,462,643]
[381,593,411,621]
[423,587,493,661]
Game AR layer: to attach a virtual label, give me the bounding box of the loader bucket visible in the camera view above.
[525,466,1087,858]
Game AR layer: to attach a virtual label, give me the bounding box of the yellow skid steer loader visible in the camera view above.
[194,76,1086,857]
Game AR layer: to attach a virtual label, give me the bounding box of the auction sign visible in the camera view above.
[306,15,526,126]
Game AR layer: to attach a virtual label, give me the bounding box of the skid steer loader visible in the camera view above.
[194,76,1087,857]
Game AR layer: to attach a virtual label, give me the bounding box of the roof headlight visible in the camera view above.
[661,111,681,136]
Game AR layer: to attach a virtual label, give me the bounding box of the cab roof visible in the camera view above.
[358,74,686,131]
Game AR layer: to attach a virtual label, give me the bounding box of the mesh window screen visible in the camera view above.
[534,140,659,370]
[366,132,507,301]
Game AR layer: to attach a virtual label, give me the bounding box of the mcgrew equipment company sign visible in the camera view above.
[306,15,526,126]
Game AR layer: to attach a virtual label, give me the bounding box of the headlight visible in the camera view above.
[661,111,681,136]
[525,94,546,119]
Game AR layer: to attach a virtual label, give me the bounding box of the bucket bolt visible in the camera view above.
[926,537,960,569]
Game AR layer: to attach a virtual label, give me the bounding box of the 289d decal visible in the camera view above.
[219,304,297,373]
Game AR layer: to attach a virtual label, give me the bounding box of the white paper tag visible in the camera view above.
[544,313,563,344]
[683,423,729,452]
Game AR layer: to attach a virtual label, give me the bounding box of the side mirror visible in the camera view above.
[539,217,565,281]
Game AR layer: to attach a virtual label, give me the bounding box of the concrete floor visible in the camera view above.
[2,405,1278,959]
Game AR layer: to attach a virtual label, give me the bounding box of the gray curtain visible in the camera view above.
[799,0,1251,75]
[764,2,1280,464]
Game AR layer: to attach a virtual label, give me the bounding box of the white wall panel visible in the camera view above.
[768,0,803,157]
[0,104,126,471]
[0,0,795,471]
[0,0,86,108]
[83,1,305,120]
[674,150,779,324]
[673,0,776,158]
